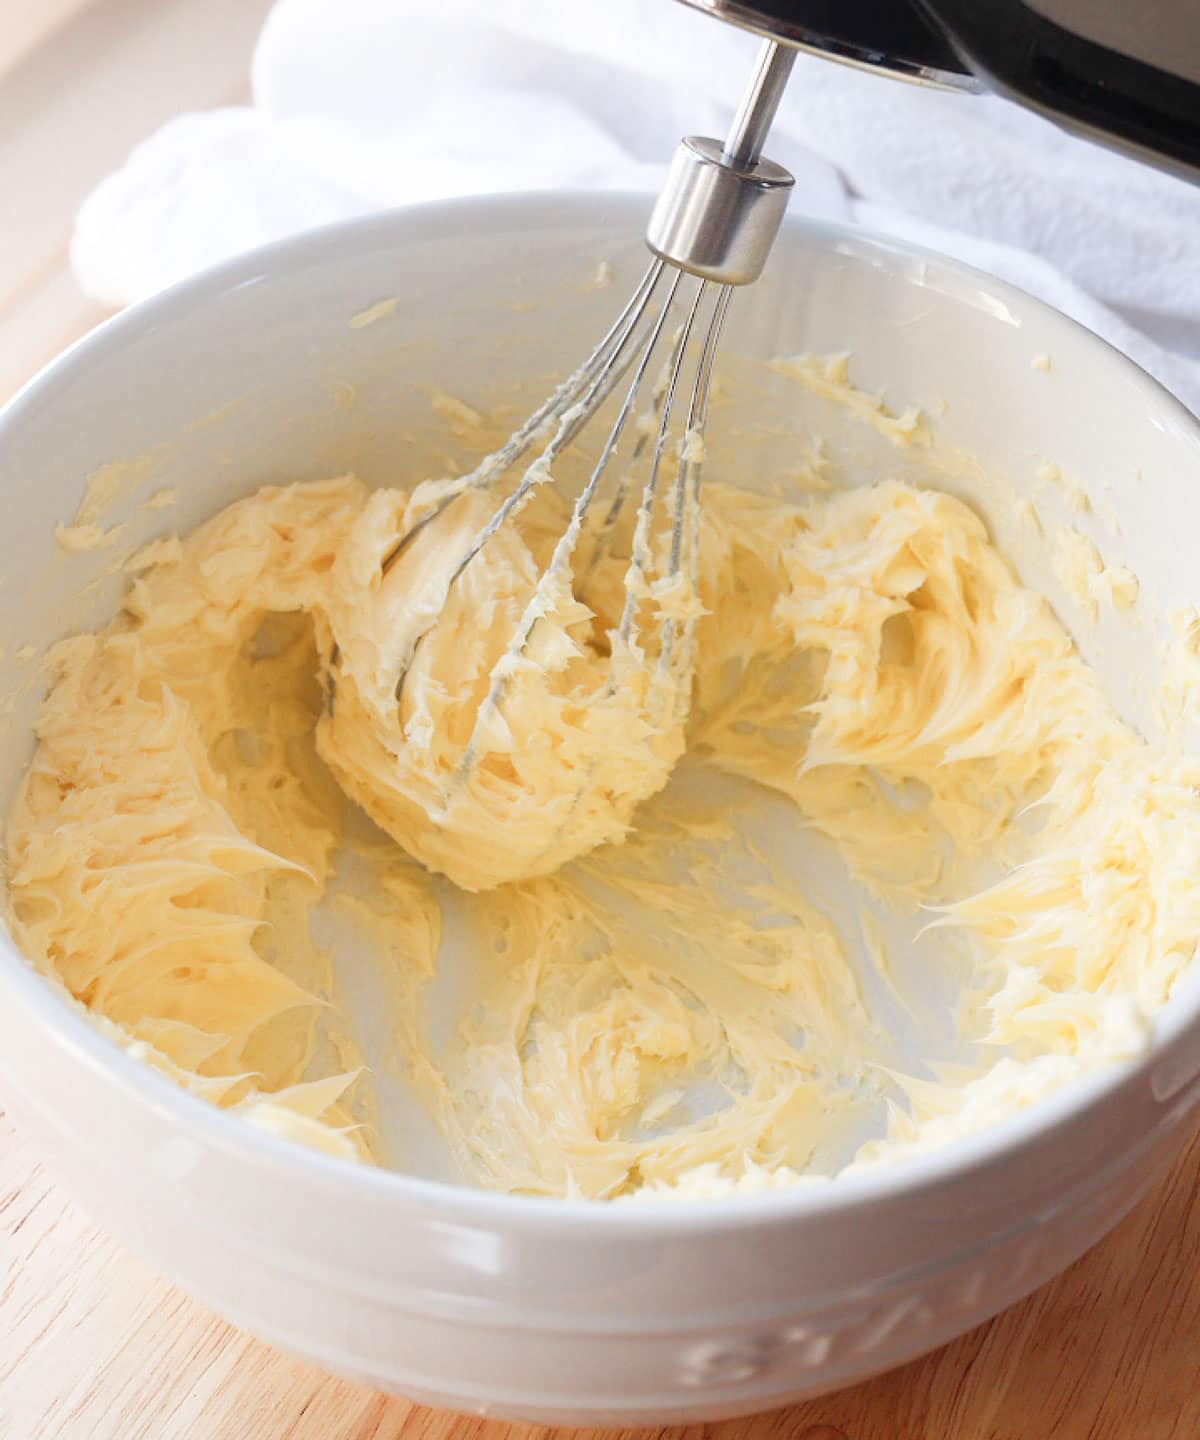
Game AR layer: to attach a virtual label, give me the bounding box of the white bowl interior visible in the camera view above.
[3,195,1199,1185]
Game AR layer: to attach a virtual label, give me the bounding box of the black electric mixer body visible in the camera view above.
[678,0,1200,181]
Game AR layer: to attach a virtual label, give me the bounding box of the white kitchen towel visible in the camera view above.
[71,0,1200,413]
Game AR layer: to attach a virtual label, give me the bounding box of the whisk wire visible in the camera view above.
[578,308,691,591]
[445,267,689,797]
[336,39,797,824]
[378,258,667,585]
[512,277,733,865]
[616,277,709,653]
[657,281,732,711]
[385,261,671,698]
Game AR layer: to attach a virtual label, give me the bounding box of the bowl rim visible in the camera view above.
[3,190,1200,1234]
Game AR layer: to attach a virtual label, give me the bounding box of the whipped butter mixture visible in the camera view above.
[9,371,1199,1198]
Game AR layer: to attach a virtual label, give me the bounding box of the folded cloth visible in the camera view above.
[71,0,1200,412]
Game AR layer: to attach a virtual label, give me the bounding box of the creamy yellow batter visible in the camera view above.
[320,481,687,891]
[8,402,1199,1197]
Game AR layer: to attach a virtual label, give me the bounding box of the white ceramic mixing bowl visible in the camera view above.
[3,195,1200,1425]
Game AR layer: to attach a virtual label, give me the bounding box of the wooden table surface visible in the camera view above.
[2,3,1199,1436]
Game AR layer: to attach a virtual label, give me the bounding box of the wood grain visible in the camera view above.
[4,1103,1199,1440]
[0,0,96,83]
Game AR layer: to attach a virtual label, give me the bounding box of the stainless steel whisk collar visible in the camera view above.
[647,40,796,285]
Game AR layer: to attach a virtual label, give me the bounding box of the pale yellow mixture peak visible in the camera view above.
[8,409,1199,1197]
[320,480,688,891]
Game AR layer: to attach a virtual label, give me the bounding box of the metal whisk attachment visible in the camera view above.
[338,42,796,806]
